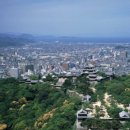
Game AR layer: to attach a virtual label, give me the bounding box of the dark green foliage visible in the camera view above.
[1,74,130,130]
[75,75,91,94]
[107,106,122,118]
[0,77,18,84]
[0,78,80,130]
[63,78,72,87]
[97,71,107,77]
[29,75,39,80]
[44,98,80,130]
[82,118,122,130]
[96,75,130,105]
[45,74,54,82]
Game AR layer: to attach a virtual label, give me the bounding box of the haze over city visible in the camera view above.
[0,0,130,37]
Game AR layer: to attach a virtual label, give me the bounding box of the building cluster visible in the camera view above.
[76,96,130,130]
[0,43,130,79]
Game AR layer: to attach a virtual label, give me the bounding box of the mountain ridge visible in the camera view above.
[0,33,130,47]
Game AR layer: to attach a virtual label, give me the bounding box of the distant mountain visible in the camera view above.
[33,35,130,43]
[0,33,35,47]
[0,33,130,47]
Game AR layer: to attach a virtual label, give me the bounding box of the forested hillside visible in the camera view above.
[96,75,130,105]
[0,78,80,130]
[0,75,130,130]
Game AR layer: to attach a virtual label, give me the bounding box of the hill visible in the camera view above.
[0,74,130,129]
[0,33,35,47]
[0,33,130,47]
[0,78,80,130]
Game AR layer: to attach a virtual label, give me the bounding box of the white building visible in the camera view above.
[9,67,19,79]
[119,111,130,119]
[77,109,88,120]
[82,95,91,102]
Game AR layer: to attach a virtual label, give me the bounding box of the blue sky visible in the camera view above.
[0,0,130,37]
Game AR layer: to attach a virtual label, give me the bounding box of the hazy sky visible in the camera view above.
[0,0,130,37]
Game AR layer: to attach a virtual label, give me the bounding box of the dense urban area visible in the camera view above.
[0,34,130,130]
